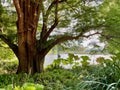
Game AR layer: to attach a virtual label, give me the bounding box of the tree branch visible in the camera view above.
[45,31,101,52]
[42,0,59,41]
[39,30,102,58]
[40,0,66,39]
[40,1,47,39]
[82,31,101,38]
[0,34,18,57]
[44,0,64,23]
[13,0,24,35]
[13,0,22,19]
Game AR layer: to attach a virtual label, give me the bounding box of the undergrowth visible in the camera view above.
[0,53,120,90]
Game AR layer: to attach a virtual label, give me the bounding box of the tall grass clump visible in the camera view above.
[76,53,120,90]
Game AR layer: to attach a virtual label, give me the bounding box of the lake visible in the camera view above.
[44,54,111,68]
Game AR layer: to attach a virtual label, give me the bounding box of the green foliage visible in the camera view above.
[50,53,80,68]
[81,56,90,68]
[0,1,120,89]
[34,69,79,90]
[22,83,44,90]
[0,3,17,61]
[101,0,120,53]
[0,69,80,90]
[0,4,4,26]
[45,53,120,90]
[1,53,120,90]
[0,46,16,60]
[0,83,44,90]
[49,54,91,69]
[76,53,120,90]
[0,60,18,74]
[76,80,119,90]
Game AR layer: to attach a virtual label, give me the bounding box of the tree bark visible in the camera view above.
[13,0,43,74]
[17,50,45,74]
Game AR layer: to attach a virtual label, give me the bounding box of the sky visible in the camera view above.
[82,30,105,51]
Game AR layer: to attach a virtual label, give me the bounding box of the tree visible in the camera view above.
[0,0,104,74]
[99,0,120,54]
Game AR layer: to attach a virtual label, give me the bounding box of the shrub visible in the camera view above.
[0,83,44,90]
[76,53,120,90]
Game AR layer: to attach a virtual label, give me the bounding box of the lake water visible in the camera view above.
[44,54,111,68]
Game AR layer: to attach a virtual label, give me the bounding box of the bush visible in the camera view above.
[0,83,44,90]
[0,60,18,74]
[0,69,81,90]
[76,53,120,90]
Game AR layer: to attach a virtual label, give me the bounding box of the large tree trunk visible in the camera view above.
[13,0,43,74]
[17,57,45,74]
[17,51,45,74]
[13,0,64,74]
